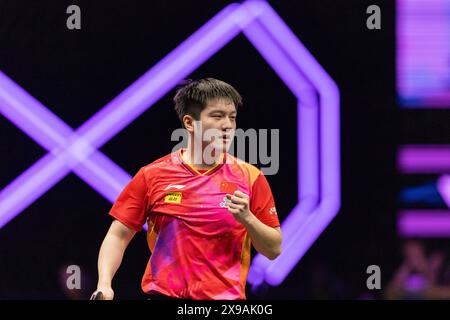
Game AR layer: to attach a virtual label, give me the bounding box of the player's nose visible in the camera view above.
[221,116,234,131]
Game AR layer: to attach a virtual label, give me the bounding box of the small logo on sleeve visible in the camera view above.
[269,207,277,215]
[164,192,182,204]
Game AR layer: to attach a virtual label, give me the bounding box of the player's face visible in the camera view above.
[198,98,236,152]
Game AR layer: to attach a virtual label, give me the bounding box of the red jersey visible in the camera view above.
[109,148,280,300]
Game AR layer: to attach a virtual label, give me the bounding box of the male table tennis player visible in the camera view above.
[93,78,282,300]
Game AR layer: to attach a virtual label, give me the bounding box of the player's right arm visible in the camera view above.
[95,219,136,300]
[93,167,150,300]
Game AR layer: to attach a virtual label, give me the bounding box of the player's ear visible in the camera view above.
[183,114,195,133]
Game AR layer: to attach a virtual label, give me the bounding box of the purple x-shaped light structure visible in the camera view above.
[0,0,340,286]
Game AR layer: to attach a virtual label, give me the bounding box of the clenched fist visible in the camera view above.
[226,190,253,225]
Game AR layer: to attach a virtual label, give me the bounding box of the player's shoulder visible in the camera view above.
[140,151,179,175]
[226,153,262,184]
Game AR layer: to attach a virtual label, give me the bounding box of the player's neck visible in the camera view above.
[182,146,224,171]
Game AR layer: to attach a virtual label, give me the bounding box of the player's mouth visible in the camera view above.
[221,135,232,142]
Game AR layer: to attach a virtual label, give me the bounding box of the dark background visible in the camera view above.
[0,0,401,299]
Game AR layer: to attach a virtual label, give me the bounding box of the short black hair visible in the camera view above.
[173,78,242,126]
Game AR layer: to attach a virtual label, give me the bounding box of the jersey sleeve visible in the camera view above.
[250,173,280,228]
[109,167,150,232]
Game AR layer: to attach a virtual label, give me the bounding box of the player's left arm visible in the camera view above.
[226,191,282,260]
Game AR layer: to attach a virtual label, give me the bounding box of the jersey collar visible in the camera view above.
[177,148,226,176]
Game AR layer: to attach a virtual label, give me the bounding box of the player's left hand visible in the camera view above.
[226,190,252,225]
